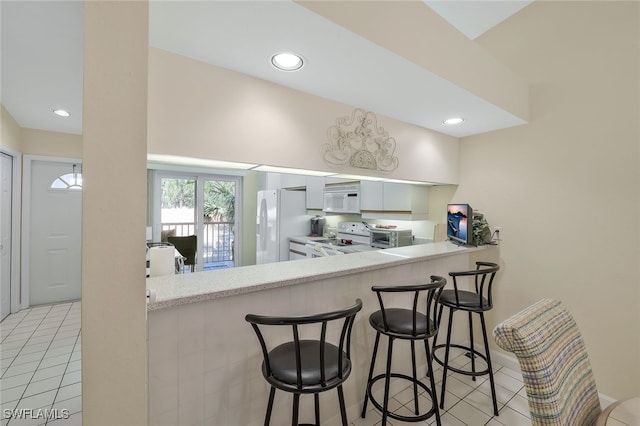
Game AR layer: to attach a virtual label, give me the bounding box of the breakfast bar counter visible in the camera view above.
[146,241,482,311]
[146,242,491,426]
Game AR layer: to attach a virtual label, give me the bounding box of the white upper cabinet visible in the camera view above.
[360,181,428,220]
[262,172,429,218]
[280,174,307,189]
[360,181,383,211]
[306,176,325,210]
[382,183,411,211]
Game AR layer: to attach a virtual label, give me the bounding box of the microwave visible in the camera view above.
[370,228,413,249]
[323,184,360,214]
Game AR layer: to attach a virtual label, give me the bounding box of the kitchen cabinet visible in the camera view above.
[306,176,324,210]
[383,182,412,211]
[288,240,309,260]
[280,174,307,189]
[262,172,306,190]
[360,181,428,220]
[265,173,352,210]
[360,181,383,211]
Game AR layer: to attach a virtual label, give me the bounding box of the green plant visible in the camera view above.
[472,215,491,246]
[203,181,235,224]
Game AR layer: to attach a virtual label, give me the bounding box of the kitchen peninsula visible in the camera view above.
[147,242,489,425]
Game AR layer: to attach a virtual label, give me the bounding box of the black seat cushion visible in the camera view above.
[439,289,490,310]
[265,340,350,386]
[369,308,436,337]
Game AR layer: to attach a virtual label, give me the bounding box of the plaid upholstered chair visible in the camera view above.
[493,299,607,426]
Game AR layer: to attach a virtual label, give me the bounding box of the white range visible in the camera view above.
[289,222,377,259]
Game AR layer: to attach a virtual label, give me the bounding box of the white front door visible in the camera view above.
[1,153,12,319]
[29,160,82,305]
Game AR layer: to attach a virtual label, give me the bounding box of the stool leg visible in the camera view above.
[292,393,300,426]
[314,393,320,425]
[381,336,395,426]
[480,312,499,416]
[424,339,442,426]
[440,308,454,409]
[469,311,476,381]
[411,340,419,415]
[264,386,276,426]
[430,304,445,376]
[362,332,381,418]
[337,385,348,425]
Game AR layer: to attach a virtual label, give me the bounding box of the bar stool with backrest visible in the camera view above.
[432,261,501,416]
[361,276,447,426]
[245,299,362,426]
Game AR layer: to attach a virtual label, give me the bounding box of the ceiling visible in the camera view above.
[1,1,532,138]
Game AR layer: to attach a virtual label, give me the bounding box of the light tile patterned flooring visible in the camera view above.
[1,303,532,426]
[352,348,532,426]
[1,302,81,426]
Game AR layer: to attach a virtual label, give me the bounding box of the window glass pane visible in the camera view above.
[203,180,236,268]
[160,178,196,239]
[50,173,82,190]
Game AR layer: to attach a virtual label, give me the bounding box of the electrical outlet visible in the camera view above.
[493,227,503,242]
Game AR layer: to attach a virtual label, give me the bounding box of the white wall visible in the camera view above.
[81,2,148,424]
[457,1,639,399]
[21,128,82,158]
[147,48,459,185]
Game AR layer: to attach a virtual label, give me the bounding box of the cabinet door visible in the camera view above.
[383,183,411,211]
[281,174,306,188]
[289,241,308,260]
[306,176,325,210]
[360,181,383,211]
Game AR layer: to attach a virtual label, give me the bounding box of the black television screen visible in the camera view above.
[447,204,472,245]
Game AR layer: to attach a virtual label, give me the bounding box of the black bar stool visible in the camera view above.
[361,276,446,426]
[432,261,501,416]
[246,299,362,426]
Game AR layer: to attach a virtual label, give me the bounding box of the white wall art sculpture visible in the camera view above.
[323,108,399,172]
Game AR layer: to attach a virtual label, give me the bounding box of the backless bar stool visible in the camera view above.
[432,261,500,415]
[361,276,446,426]
[246,299,362,426]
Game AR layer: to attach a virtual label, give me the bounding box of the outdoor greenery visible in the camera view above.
[161,178,194,209]
[204,181,235,223]
[161,178,236,223]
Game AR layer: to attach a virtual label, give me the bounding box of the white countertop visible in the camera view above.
[146,241,484,311]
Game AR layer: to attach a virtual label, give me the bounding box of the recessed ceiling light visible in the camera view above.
[53,109,71,117]
[271,52,304,71]
[442,117,464,126]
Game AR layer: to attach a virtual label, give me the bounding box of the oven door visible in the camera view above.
[370,230,392,248]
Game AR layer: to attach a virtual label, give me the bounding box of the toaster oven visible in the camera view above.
[369,228,413,249]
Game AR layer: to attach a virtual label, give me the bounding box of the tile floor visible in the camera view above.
[1,302,532,426]
[1,302,81,426]
[353,349,533,426]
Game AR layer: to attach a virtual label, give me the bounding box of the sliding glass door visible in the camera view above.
[154,172,240,271]
[202,180,236,267]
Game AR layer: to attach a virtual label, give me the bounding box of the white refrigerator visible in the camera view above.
[256,189,310,264]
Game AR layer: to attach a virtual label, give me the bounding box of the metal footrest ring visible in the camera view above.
[365,372,438,423]
[432,343,491,377]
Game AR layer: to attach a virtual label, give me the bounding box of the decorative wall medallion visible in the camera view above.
[323,108,399,172]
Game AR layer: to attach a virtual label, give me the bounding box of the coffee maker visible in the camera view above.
[310,216,326,236]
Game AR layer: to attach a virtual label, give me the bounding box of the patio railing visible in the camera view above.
[161,222,234,268]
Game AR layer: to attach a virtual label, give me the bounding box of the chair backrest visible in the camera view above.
[449,261,499,310]
[493,299,602,426]
[245,299,362,391]
[372,275,446,338]
[167,235,197,265]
